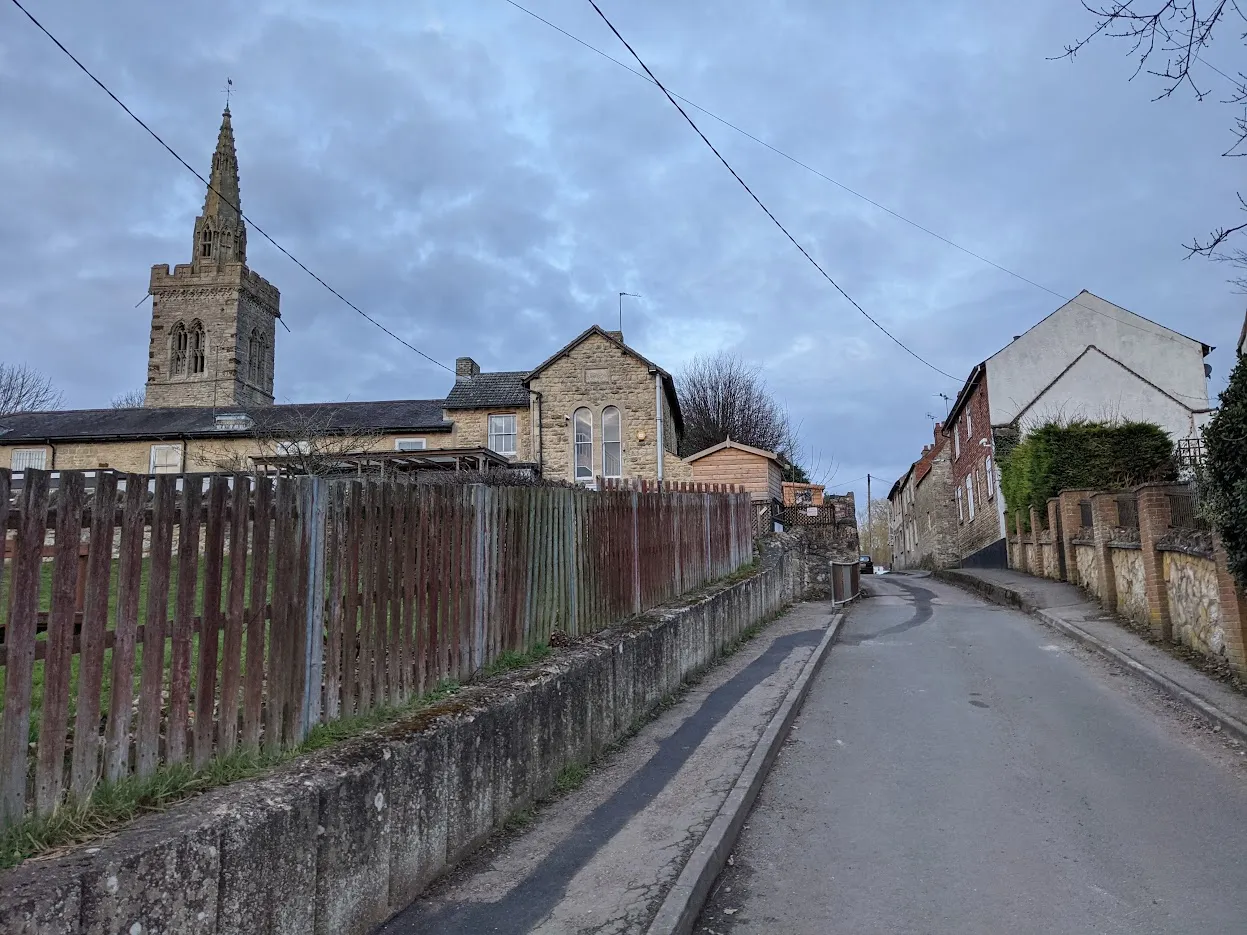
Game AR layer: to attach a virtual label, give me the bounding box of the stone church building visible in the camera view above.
[0,108,692,484]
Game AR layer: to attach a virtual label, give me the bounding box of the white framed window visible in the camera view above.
[985,454,995,499]
[149,444,182,474]
[488,413,517,456]
[395,438,426,452]
[953,425,961,460]
[956,485,964,523]
[966,475,976,520]
[966,408,973,439]
[276,440,311,456]
[602,406,622,477]
[573,407,593,483]
[10,448,47,472]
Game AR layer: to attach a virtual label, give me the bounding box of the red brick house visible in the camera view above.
[942,364,1007,567]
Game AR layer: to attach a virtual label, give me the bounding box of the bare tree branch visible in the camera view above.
[0,362,64,415]
[110,388,147,409]
[205,406,387,476]
[1065,1,1247,280]
[677,352,788,455]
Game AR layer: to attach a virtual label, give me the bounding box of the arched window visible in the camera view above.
[248,329,262,383]
[170,323,188,376]
[602,406,621,478]
[573,408,593,483]
[189,322,206,375]
[200,227,213,258]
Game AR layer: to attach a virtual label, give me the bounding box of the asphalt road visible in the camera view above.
[695,574,1247,935]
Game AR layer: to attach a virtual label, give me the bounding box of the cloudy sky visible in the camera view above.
[2,0,1243,509]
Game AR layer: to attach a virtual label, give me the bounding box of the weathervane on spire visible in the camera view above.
[221,77,234,110]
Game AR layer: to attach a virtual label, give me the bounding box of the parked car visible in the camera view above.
[859,554,874,575]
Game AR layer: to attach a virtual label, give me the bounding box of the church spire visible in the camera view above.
[191,106,247,268]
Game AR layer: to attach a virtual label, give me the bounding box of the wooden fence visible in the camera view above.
[0,470,753,824]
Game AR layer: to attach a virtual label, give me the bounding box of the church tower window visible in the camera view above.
[201,228,213,258]
[170,323,188,376]
[248,328,264,383]
[189,322,206,375]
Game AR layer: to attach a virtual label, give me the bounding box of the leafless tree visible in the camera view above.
[0,362,64,415]
[207,406,386,477]
[857,498,893,565]
[1063,2,1247,284]
[677,352,790,457]
[110,388,147,409]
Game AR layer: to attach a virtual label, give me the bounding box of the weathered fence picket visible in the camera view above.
[0,470,752,824]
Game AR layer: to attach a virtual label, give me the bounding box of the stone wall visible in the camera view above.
[1042,542,1061,580]
[145,263,280,409]
[529,332,682,484]
[1163,550,1224,657]
[440,407,534,462]
[0,539,811,935]
[3,432,457,475]
[1075,544,1099,599]
[1111,546,1148,627]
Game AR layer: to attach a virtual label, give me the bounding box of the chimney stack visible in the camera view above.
[455,357,480,381]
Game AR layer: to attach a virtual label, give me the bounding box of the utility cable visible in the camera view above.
[583,0,960,381]
[8,0,453,374]
[508,0,1217,393]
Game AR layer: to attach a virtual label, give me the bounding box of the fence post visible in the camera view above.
[1213,534,1247,678]
[1048,498,1065,581]
[299,475,329,739]
[567,490,578,636]
[473,484,488,672]
[1013,511,1028,573]
[1089,491,1119,614]
[631,489,641,614]
[1057,489,1093,587]
[703,492,712,581]
[1136,483,1175,640]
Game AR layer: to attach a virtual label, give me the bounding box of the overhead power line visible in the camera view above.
[506,0,1217,384]
[582,0,960,382]
[8,0,453,374]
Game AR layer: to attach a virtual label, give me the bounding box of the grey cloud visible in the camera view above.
[2,0,1241,511]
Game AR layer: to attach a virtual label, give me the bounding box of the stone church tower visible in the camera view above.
[144,106,280,408]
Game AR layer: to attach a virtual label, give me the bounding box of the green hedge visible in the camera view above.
[1199,353,1247,590]
[998,420,1176,518]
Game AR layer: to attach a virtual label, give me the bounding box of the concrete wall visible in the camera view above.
[1163,550,1224,657]
[984,291,1209,438]
[1013,347,1204,441]
[0,539,809,935]
[1111,547,1149,627]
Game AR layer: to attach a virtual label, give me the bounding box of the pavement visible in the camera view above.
[375,599,839,935]
[695,574,1247,935]
[941,566,1247,738]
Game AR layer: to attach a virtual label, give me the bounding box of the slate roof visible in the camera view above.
[0,399,451,444]
[443,372,530,410]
